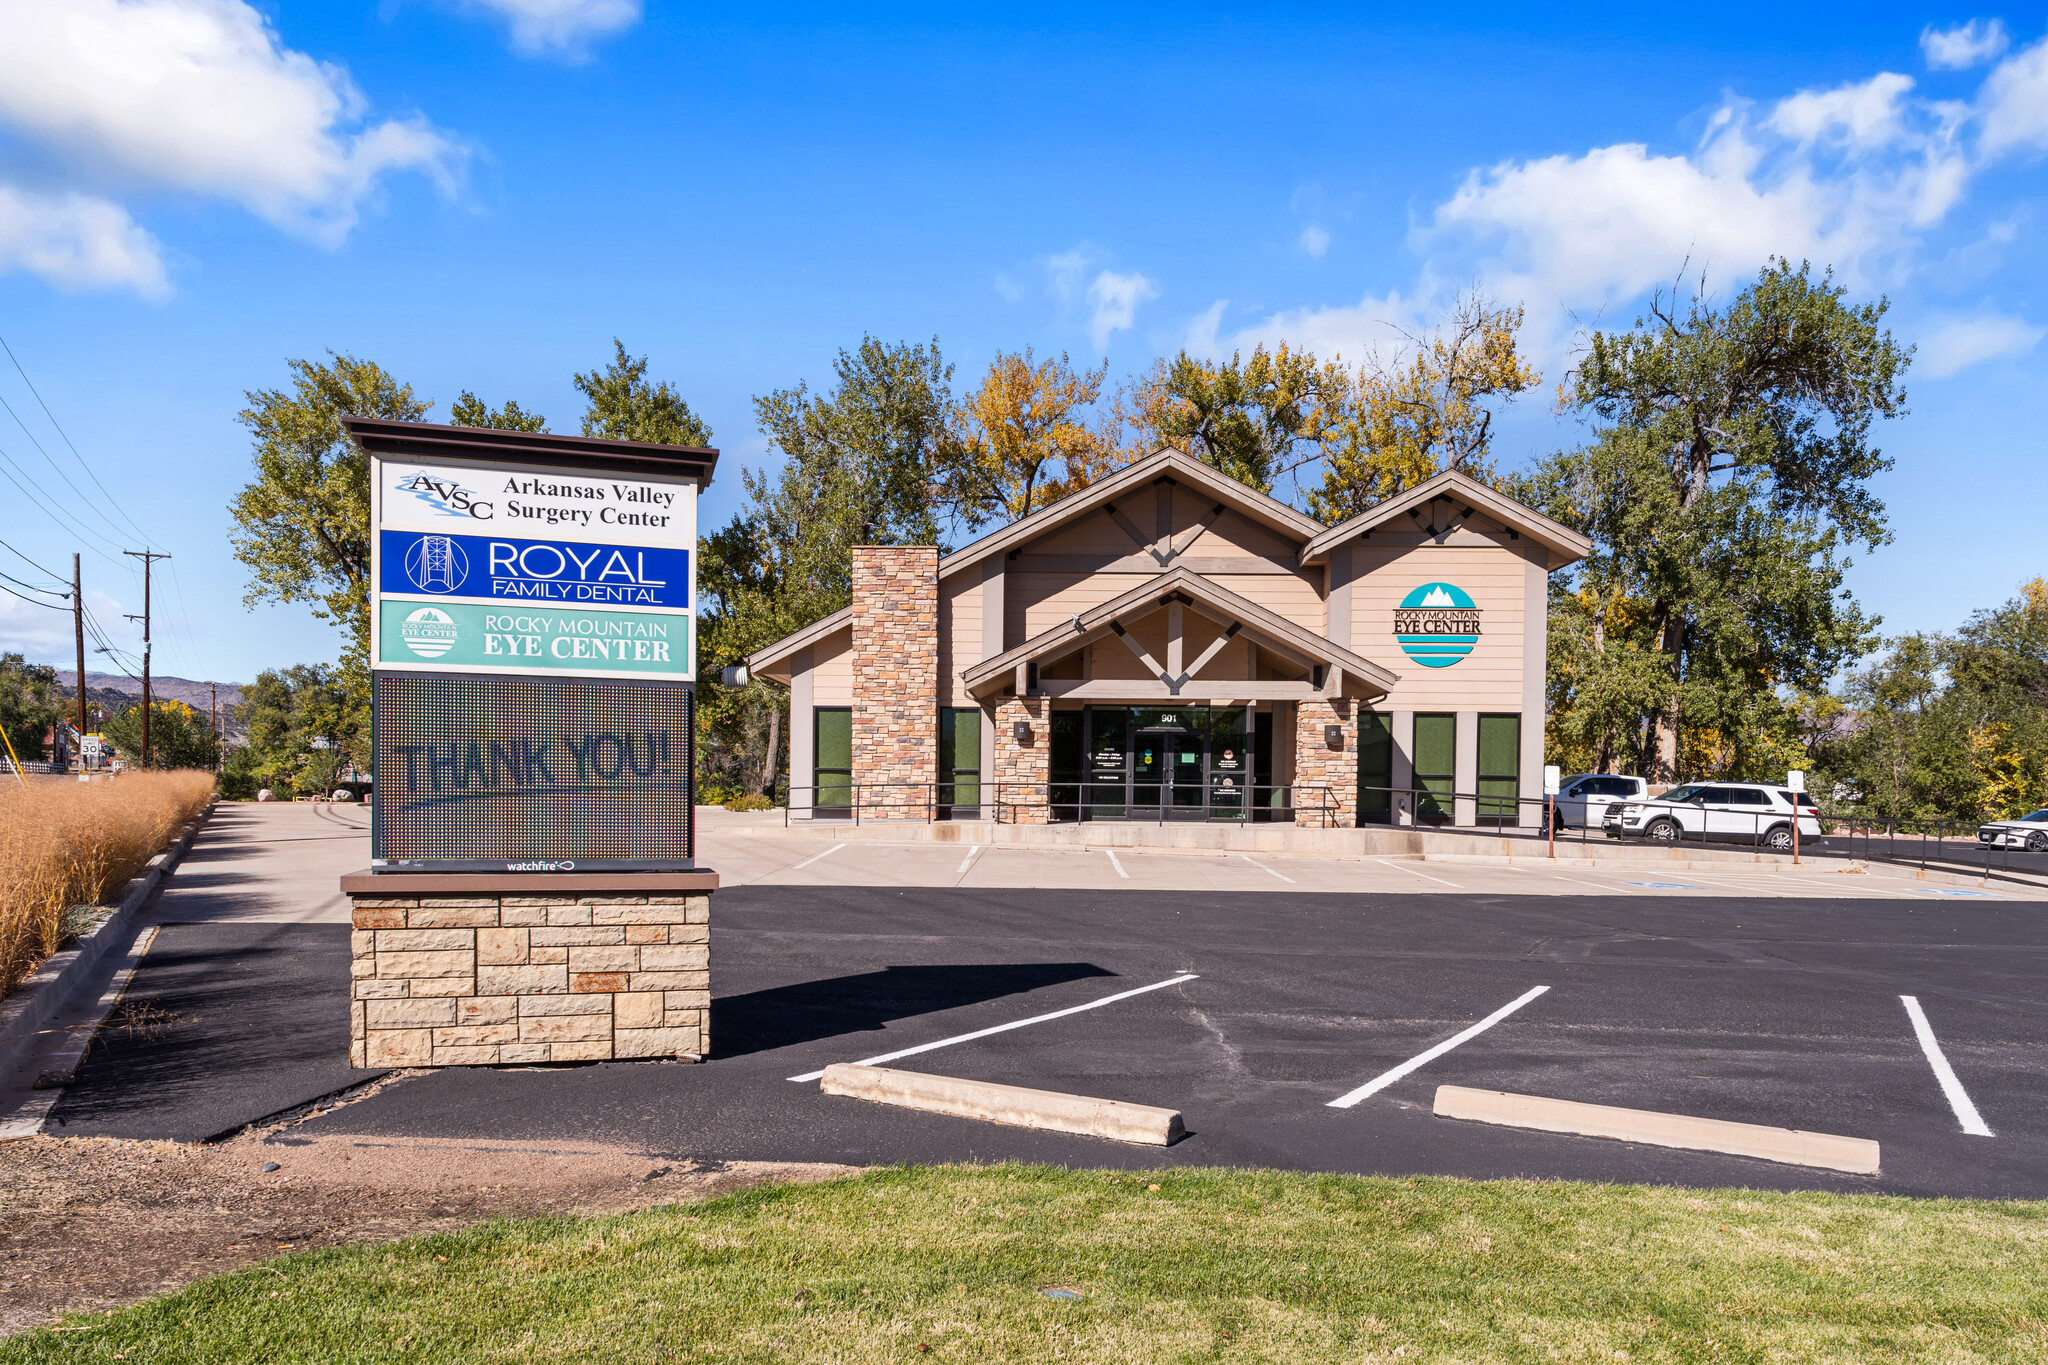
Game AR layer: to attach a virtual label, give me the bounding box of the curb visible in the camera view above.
[0,797,215,1084]
[1432,1084,1881,1175]
[820,1063,1184,1146]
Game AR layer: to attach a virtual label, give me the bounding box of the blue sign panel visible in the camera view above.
[377,529,690,610]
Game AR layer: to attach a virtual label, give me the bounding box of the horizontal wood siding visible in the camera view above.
[810,627,855,705]
[938,567,980,705]
[1350,539,1544,711]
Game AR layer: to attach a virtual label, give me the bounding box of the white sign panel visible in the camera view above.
[371,455,699,683]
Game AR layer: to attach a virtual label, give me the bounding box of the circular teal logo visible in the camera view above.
[1394,582,1479,669]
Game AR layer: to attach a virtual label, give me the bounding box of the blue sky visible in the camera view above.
[0,2,2041,685]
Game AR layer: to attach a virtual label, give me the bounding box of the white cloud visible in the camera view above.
[1979,31,2048,156]
[1085,269,1157,350]
[0,0,463,250]
[1917,311,2045,376]
[459,0,642,57]
[1299,223,1331,258]
[1012,244,1158,350]
[0,586,132,666]
[0,185,168,298]
[1922,19,2010,70]
[1767,71,1919,149]
[1190,287,1433,366]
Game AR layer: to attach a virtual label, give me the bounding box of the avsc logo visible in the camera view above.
[392,471,492,520]
[403,535,469,593]
[1393,582,1480,669]
[399,606,459,658]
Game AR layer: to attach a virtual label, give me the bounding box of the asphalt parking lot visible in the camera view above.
[60,858,2048,1198]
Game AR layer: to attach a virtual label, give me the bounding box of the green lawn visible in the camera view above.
[12,1165,2048,1363]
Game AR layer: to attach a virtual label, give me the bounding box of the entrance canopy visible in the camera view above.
[960,565,1398,704]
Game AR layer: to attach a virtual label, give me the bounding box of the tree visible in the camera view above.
[1818,580,2048,820]
[229,353,425,770]
[1130,344,1349,493]
[575,341,712,446]
[696,338,959,798]
[227,665,353,797]
[1526,260,1910,781]
[450,392,548,432]
[946,348,1112,526]
[1309,297,1539,523]
[104,699,218,771]
[0,654,63,761]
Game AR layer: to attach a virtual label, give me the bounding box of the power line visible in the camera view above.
[0,565,65,597]
[0,332,155,546]
[0,536,66,580]
[0,578,69,610]
[0,438,126,564]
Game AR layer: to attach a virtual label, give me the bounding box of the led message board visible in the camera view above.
[350,420,713,872]
[371,672,693,871]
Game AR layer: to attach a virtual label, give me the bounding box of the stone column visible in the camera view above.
[1292,696,1358,827]
[992,695,1049,823]
[851,545,940,818]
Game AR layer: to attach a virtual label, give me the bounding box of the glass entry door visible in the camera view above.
[1132,728,1206,819]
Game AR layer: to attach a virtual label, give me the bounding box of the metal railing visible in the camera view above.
[781,781,1340,828]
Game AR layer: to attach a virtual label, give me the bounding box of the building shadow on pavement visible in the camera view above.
[713,962,1117,1059]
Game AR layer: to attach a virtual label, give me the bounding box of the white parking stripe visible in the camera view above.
[787,973,1201,1082]
[1106,849,1130,879]
[1901,995,1994,1137]
[1548,873,1623,893]
[1327,985,1551,1108]
[1375,858,1463,889]
[954,844,984,879]
[787,843,847,871]
[1243,855,1296,884]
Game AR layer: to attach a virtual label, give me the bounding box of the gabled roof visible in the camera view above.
[934,448,1324,579]
[747,606,852,676]
[1300,468,1591,570]
[959,565,1399,700]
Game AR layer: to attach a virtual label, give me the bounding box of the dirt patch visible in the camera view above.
[0,1115,854,1334]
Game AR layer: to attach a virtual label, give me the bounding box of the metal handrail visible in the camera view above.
[779,780,1339,828]
[987,781,1339,828]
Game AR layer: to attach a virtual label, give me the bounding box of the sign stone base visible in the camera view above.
[339,871,717,1068]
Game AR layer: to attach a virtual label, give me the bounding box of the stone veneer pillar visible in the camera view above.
[992,695,1049,823]
[1292,697,1358,827]
[850,545,940,816]
[341,872,714,1068]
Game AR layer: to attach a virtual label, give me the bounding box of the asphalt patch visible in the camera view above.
[49,922,381,1142]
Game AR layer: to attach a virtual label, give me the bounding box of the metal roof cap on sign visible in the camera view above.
[340,416,720,487]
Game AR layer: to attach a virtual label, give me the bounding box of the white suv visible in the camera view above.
[1603,782,1823,850]
[1552,773,1649,829]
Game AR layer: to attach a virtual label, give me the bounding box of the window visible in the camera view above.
[1477,714,1520,826]
[938,707,981,818]
[1728,788,1771,805]
[1413,713,1455,824]
[814,707,851,814]
[1357,712,1393,825]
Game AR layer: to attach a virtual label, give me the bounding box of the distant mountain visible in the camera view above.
[53,671,244,714]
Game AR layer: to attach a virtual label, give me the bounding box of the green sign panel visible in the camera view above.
[376,598,693,679]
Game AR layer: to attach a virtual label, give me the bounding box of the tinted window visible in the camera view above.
[1693,786,1734,803]
[1729,788,1771,805]
[1779,790,1817,809]
[1663,784,1703,803]
[2023,810,2048,822]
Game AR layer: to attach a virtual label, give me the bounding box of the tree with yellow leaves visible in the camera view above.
[1126,344,1349,494]
[944,349,1112,527]
[1309,296,1538,523]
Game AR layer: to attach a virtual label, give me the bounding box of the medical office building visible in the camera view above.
[748,450,1589,830]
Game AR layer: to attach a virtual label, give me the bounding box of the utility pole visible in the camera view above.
[210,684,218,772]
[72,554,86,764]
[123,550,170,770]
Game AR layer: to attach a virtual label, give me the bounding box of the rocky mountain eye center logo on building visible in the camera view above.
[400,606,460,659]
[1394,582,1479,668]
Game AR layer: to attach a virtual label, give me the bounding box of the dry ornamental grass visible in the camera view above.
[0,770,214,995]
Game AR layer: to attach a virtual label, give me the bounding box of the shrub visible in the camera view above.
[724,793,775,812]
[0,771,215,995]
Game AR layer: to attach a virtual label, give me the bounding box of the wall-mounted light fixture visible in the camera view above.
[1324,724,1344,750]
[1013,720,1033,744]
